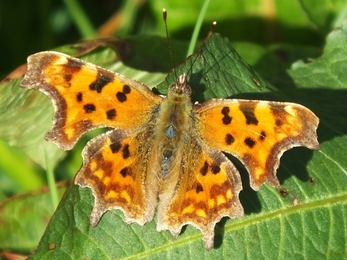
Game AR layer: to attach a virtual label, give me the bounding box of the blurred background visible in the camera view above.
[2,0,342,78]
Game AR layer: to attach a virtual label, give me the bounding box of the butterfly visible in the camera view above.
[20,40,319,250]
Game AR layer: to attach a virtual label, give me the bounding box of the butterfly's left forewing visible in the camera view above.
[21,51,162,150]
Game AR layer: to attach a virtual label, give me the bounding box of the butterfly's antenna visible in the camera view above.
[163,8,178,78]
[186,21,217,77]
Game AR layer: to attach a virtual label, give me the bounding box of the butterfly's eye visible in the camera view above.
[183,84,192,96]
[168,83,178,94]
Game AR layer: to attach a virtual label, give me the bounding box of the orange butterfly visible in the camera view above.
[20,43,319,250]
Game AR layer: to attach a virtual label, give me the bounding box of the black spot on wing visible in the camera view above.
[76,92,83,102]
[84,104,96,113]
[244,137,256,148]
[122,144,130,159]
[259,131,266,141]
[106,109,116,120]
[239,102,259,125]
[211,163,221,174]
[89,70,113,93]
[225,133,234,145]
[110,141,121,153]
[200,161,209,176]
[123,85,131,94]
[120,167,131,178]
[195,183,204,193]
[221,106,232,125]
[116,92,127,102]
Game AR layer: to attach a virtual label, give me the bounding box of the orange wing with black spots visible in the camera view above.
[157,140,243,250]
[75,127,159,227]
[195,99,320,190]
[21,51,162,150]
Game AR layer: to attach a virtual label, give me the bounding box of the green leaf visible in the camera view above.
[26,24,347,258]
[0,185,66,254]
[0,139,44,193]
[0,78,63,168]
[158,33,277,100]
[300,0,347,32]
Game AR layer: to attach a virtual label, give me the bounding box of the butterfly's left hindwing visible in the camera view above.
[75,127,159,226]
[156,136,244,250]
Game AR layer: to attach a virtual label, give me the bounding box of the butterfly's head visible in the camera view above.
[167,73,192,104]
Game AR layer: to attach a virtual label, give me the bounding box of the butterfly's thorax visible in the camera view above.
[151,74,194,183]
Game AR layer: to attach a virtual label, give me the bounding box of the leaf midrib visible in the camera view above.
[119,191,347,259]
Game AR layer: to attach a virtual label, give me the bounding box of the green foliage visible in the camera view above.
[1,0,347,258]
[0,185,67,254]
